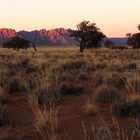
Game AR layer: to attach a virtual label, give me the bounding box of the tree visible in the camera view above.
[126,33,132,38]
[71,21,105,52]
[3,36,37,51]
[126,33,132,46]
[104,39,115,48]
[127,25,140,49]
[137,24,140,31]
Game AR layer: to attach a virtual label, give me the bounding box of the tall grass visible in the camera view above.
[83,118,136,140]
[27,69,59,140]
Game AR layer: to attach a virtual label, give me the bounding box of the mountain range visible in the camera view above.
[0,28,128,45]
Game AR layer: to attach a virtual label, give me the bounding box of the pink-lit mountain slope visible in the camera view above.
[0,28,75,45]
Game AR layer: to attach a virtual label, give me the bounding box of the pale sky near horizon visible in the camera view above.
[0,0,140,37]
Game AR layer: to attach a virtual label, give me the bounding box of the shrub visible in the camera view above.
[130,79,140,93]
[95,76,103,86]
[33,106,58,134]
[105,74,126,88]
[0,115,9,127]
[6,77,26,93]
[94,86,120,102]
[124,63,137,70]
[133,119,140,135]
[112,99,140,117]
[94,63,107,70]
[61,59,87,71]
[32,88,57,107]
[60,84,85,95]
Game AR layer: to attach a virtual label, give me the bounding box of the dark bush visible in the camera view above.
[94,63,107,70]
[7,77,26,93]
[60,84,85,95]
[95,76,103,86]
[61,60,87,71]
[95,86,120,102]
[25,66,38,74]
[106,74,126,88]
[112,100,140,117]
[33,88,57,107]
[0,115,9,127]
[124,63,137,70]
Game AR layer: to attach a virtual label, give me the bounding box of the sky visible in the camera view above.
[0,0,140,37]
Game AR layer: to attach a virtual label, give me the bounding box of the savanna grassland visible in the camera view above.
[0,46,140,140]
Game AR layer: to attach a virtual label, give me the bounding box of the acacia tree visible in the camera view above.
[127,25,140,49]
[71,21,105,52]
[137,24,140,31]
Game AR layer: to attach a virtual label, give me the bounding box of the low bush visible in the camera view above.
[60,84,85,95]
[124,63,137,70]
[112,99,140,117]
[94,86,120,102]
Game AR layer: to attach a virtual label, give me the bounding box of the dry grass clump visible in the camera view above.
[28,93,58,140]
[29,82,57,108]
[60,83,85,95]
[61,59,87,71]
[94,85,120,102]
[83,118,135,140]
[0,67,27,94]
[6,76,26,94]
[109,64,123,72]
[125,75,140,95]
[84,99,98,115]
[95,73,127,88]
[130,79,140,94]
[27,70,59,140]
[30,102,58,139]
[133,119,140,136]
[124,63,137,70]
[112,99,140,117]
[105,73,126,88]
[94,63,107,70]
[94,73,104,86]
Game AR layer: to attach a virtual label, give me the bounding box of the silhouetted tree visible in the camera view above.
[3,36,37,51]
[104,39,115,48]
[137,24,140,31]
[126,33,132,46]
[71,21,105,52]
[127,25,140,49]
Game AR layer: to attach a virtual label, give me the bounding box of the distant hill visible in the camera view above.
[0,28,128,45]
[109,38,128,45]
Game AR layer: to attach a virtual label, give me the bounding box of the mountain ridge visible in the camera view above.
[0,28,127,45]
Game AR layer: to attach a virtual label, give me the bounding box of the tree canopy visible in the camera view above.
[71,21,105,52]
[127,25,140,49]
